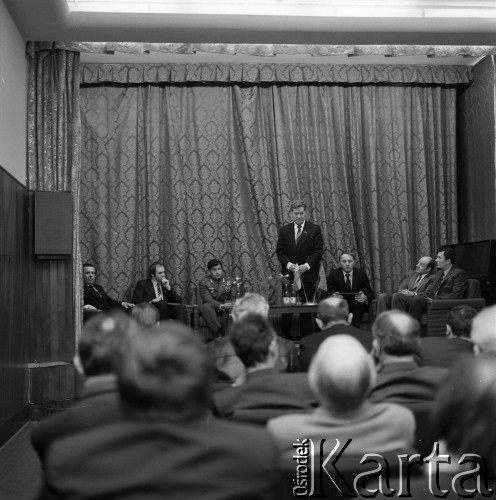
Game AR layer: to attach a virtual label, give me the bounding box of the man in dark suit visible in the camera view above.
[198,258,234,337]
[417,305,476,368]
[39,321,279,500]
[213,313,317,424]
[133,261,187,322]
[326,253,374,328]
[31,311,132,460]
[369,310,449,406]
[401,247,467,322]
[276,200,323,336]
[82,262,134,321]
[377,256,435,315]
[299,297,373,370]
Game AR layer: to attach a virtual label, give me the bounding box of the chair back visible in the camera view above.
[464,278,481,298]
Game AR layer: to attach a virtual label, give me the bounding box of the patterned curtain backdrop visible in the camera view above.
[79,80,457,300]
[27,47,83,336]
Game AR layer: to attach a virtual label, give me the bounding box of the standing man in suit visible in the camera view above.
[400,247,467,322]
[326,253,374,328]
[198,258,233,338]
[299,297,373,371]
[83,262,134,321]
[133,261,187,323]
[276,200,324,336]
[377,255,435,315]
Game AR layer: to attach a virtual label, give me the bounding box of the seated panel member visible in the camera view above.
[83,262,134,321]
[376,256,435,315]
[198,258,233,338]
[326,253,374,328]
[393,247,467,322]
[132,261,187,323]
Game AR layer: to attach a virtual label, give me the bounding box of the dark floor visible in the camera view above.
[0,423,42,500]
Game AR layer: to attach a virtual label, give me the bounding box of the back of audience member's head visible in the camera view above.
[317,297,349,328]
[372,310,420,356]
[131,302,160,329]
[118,321,210,421]
[76,310,135,377]
[232,293,269,321]
[471,305,496,355]
[309,335,375,416]
[230,313,276,368]
[433,355,496,473]
[446,305,477,339]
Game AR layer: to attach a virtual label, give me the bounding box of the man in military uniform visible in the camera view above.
[198,259,234,337]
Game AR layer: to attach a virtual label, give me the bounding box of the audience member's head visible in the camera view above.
[471,305,496,354]
[309,335,375,416]
[131,302,160,329]
[230,313,277,369]
[76,310,135,377]
[433,355,496,473]
[118,321,210,421]
[446,305,477,339]
[82,262,97,286]
[316,297,351,329]
[372,310,421,357]
[232,293,269,321]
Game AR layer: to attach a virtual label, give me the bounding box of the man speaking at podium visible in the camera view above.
[276,200,323,337]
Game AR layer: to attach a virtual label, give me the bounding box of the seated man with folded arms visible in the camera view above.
[299,297,372,371]
[392,247,467,322]
[198,258,233,338]
[208,293,298,388]
[267,334,415,461]
[376,256,435,315]
[132,261,187,323]
[326,253,374,328]
[31,311,132,460]
[213,313,317,424]
[82,262,134,321]
[39,321,279,500]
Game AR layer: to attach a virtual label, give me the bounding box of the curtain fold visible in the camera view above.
[79,82,458,299]
[27,49,82,339]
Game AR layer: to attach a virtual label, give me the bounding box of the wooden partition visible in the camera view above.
[0,166,78,444]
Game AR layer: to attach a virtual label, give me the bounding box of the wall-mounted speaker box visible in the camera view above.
[34,191,73,259]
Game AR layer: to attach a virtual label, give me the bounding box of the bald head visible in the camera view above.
[416,256,435,275]
[317,297,349,327]
[309,335,375,415]
[372,310,421,356]
[471,305,496,355]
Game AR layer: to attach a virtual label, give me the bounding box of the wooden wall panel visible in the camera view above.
[0,166,78,438]
[0,166,30,428]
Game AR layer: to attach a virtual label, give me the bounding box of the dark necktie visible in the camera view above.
[156,282,162,299]
[295,224,302,244]
[412,275,421,290]
[345,273,352,290]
